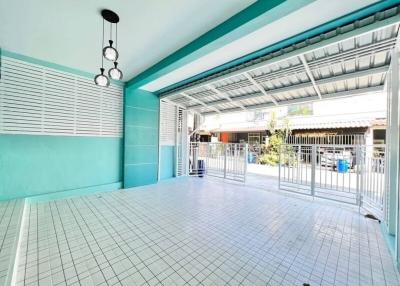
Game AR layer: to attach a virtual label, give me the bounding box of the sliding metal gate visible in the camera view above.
[279,144,385,218]
[189,142,248,182]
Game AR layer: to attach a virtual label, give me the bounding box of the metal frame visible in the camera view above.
[279,144,387,212]
[189,142,248,182]
[299,54,322,100]
[160,14,400,115]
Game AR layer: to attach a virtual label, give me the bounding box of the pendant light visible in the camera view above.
[94,9,123,86]
[94,68,110,87]
[109,62,123,80]
[103,40,118,61]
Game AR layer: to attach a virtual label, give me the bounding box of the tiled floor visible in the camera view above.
[14,177,400,286]
[0,199,24,286]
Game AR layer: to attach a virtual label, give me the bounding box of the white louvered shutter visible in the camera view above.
[159,100,176,145]
[0,56,122,137]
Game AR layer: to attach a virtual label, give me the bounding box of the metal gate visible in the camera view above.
[279,144,385,218]
[189,142,248,182]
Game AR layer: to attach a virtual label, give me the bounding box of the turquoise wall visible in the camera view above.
[0,51,124,200]
[160,146,175,180]
[124,88,159,187]
[0,135,122,200]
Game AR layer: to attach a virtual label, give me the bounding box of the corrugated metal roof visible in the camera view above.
[161,7,400,115]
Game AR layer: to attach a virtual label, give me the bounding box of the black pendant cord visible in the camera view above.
[110,22,112,44]
[101,18,104,69]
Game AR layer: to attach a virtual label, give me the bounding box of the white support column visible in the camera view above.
[386,45,400,268]
[392,47,400,266]
[299,54,322,99]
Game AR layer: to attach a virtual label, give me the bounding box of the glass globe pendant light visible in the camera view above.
[108,62,123,80]
[103,40,118,61]
[94,68,110,87]
[94,9,123,86]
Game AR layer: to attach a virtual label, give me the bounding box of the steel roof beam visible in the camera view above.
[160,15,399,99]
[186,65,388,110]
[244,72,279,105]
[299,54,322,99]
[181,92,221,113]
[201,85,384,115]
[207,42,393,93]
[206,84,247,110]
[161,98,187,110]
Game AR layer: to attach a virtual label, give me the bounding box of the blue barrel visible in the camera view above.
[248,152,256,163]
[248,153,253,163]
[197,160,205,177]
[337,159,348,173]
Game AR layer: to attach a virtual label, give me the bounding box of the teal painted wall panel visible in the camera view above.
[124,164,158,187]
[160,146,175,180]
[124,88,159,187]
[125,126,158,146]
[125,145,158,165]
[0,135,122,200]
[125,107,159,127]
[125,88,160,109]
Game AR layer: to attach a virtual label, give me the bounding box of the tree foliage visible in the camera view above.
[258,112,292,166]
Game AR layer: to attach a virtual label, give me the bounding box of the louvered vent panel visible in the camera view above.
[0,56,123,137]
[159,100,176,146]
[176,107,185,176]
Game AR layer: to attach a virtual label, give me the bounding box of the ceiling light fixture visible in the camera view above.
[109,62,123,80]
[94,68,110,87]
[94,9,122,86]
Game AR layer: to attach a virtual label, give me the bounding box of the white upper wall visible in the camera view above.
[202,93,387,130]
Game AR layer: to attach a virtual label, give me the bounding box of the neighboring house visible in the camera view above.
[199,93,387,146]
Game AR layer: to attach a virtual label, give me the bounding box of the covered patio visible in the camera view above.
[1,1,400,286]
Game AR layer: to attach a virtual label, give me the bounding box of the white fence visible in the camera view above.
[189,142,248,182]
[279,144,385,218]
[286,134,366,145]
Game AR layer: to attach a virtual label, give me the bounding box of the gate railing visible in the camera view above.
[189,142,248,182]
[279,144,385,218]
[286,134,366,145]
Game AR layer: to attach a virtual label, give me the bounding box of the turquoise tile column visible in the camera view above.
[159,146,175,180]
[124,88,159,187]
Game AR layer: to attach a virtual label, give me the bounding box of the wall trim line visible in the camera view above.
[25,182,122,203]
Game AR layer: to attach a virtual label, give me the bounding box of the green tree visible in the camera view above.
[258,112,292,166]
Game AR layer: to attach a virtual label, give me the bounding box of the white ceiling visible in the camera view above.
[0,0,255,80]
[142,0,379,92]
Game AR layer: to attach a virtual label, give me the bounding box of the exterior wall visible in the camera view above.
[124,88,159,187]
[0,53,123,200]
[203,93,387,132]
[159,146,175,179]
[0,135,122,200]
